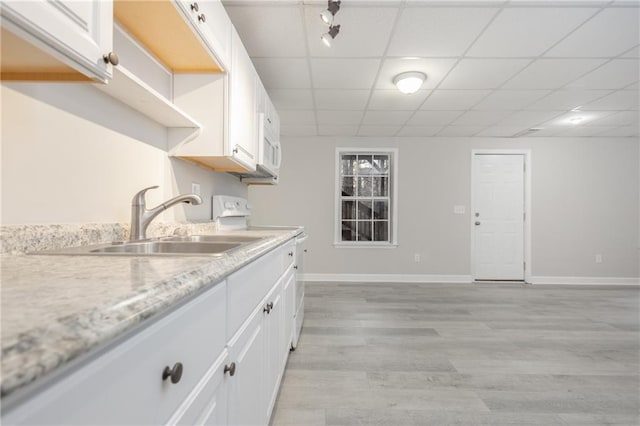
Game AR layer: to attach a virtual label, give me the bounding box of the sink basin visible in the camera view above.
[160,235,262,243]
[89,241,243,255]
[30,237,266,257]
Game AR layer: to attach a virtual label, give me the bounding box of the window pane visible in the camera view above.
[373,200,388,219]
[342,177,355,196]
[373,176,388,197]
[342,200,356,219]
[357,155,374,175]
[357,176,373,197]
[373,221,389,241]
[373,155,389,174]
[357,221,372,241]
[341,154,356,176]
[341,221,356,241]
[357,200,372,219]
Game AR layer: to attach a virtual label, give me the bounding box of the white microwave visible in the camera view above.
[257,113,281,178]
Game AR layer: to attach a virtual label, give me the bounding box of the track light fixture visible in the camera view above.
[320,0,341,25]
[321,24,340,47]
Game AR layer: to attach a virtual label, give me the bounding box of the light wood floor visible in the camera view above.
[271,282,640,426]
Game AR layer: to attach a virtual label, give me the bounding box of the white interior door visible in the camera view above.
[472,154,525,280]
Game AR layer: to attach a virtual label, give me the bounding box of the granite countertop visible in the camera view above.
[0,228,301,400]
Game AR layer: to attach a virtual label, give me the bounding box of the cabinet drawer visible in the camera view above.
[281,240,295,274]
[227,248,280,338]
[4,281,227,426]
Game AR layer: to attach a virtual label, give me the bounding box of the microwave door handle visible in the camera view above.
[275,141,282,168]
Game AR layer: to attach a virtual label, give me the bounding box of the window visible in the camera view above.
[335,148,398,246]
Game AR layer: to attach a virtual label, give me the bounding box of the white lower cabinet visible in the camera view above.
[2,239,298,426]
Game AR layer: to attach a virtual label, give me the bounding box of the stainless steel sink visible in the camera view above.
[89,241,243,255]
[30,235,265,257]
[160,235,262,243]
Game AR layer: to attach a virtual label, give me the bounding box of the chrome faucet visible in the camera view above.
[130,186,202,241]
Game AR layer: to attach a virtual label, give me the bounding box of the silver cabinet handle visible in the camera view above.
[103,52,119,66]
[475,221,481,226]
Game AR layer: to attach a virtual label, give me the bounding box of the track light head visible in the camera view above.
[320,0,341,25]
[321,24,340,47]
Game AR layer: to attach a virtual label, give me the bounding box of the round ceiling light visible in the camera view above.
[393,72,426,94]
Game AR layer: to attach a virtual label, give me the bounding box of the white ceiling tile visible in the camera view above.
[317,110,364,125]
[540,110,616,127]
[473,90,551,110]
[421,90,491,110]
[368,90,431,110]
[508,0,609,4]
[252,58,311,89]
[280,125,318,136]
[225,5,306,57]
[388,7,498,57]
[527,89,613,110]
[587,111,639,126]
[545,8,640,57]
[438,126,485,137]
[305,6,397,57]
[375,58,457,90]
[467,8,596,57]
[311,59,381,89]
[522,127,564,137]
[439,59,531,89]
[268,89,314,110]
[315,89,371,110]
[503,59,606,89]
[556,126,618,136]
[452,110,512,126]
[407,110,463,126]
[566,59,639,90]
[626,82,639,90]
[476,126,528,137]
[596,125,639,137]
[278,110,316,125]
[580,90,639,110]
[362,110,413,125]
[497,110,562,127]
[318,125,359,136]
[397,126,443,137]
[358,126,401,136]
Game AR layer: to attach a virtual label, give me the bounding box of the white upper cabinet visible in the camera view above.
[227,27,257,171]
[1,0,114,82]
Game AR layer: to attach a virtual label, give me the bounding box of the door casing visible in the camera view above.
[470,149,532,283]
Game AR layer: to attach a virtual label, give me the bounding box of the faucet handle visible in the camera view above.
[132,185,159,206]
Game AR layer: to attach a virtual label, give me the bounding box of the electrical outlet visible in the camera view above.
[414,253,421,262]
[191,182,201,196]
[595,254,602,264]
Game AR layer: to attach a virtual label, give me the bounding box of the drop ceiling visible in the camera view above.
[223,0,639,138]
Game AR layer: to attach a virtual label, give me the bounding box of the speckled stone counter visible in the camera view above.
[0,227,301,400]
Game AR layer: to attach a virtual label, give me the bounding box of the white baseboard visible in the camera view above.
[528,276,639,286]
[302,273,473,284]
[302,274,640,286]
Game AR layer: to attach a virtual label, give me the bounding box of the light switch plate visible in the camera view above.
[191,182,201,196]
[454,205,466,214]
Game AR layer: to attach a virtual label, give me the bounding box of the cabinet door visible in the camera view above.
[228,28,257,171]
[263,281,285,421]
[227,306,264,426]
[1,0,113,82]
[283,268,295,353]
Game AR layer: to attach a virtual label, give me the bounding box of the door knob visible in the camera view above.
[475,221,481,226]
[224,362,236,376]
[162,362,183,384]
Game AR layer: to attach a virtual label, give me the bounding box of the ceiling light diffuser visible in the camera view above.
[393,72,426,94]
[321,25,340,47]
[320,0,341,25]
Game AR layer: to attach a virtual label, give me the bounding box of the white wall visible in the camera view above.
[249,136,639,280]
[1,82,246,225]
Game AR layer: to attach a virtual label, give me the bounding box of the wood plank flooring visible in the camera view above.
[271,282,640,426]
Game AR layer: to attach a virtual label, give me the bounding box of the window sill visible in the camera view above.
[334,243,398,249]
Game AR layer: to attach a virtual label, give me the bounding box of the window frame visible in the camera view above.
[334,147,399,247]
